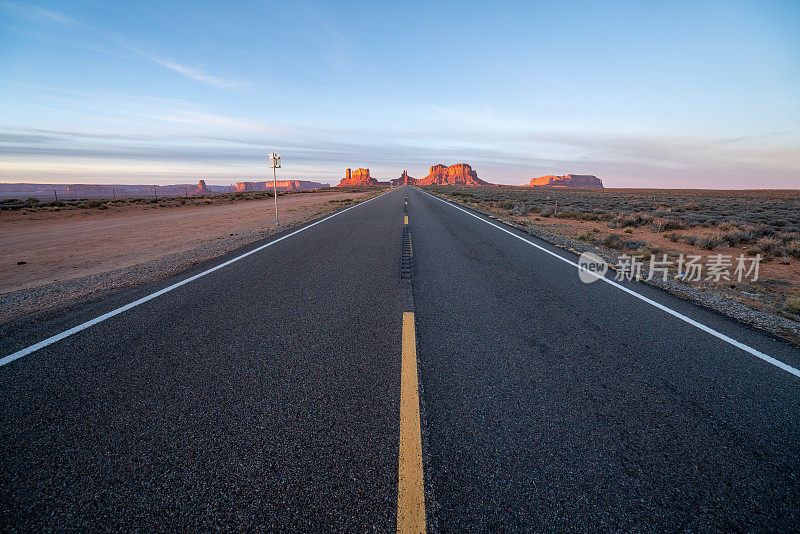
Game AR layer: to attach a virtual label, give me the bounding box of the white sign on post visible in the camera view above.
[269,152,281,169]
[268,152,281,226]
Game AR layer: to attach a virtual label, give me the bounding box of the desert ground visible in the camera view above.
[0,187,381,321]
[426,185,800,342]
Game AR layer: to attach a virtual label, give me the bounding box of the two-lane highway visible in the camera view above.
[1,185,798,531]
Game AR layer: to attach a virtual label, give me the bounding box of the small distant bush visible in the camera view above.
[664,232,681,242]
[555,210,579,219]
[785,297,800,316]
[757,236,782,253]
[746,247,762,256]
[633,246,654,259]
[624,228,633,234]
[622,239,648,250]
[610,212,652,228]
[648,217,685,232]
[600,234,623,249]
[720,229,749,246]
[87,199,103,208]
[697,234,722,250]
[780,240,800,259]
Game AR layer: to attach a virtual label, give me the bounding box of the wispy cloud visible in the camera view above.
[117,42,244,89]
[1,1,244,89]
[0,0,76,25]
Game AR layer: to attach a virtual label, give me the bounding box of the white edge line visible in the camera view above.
[0,188,398,368]
[415,188,800,379]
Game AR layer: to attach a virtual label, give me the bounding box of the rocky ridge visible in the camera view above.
[529,174,603,188]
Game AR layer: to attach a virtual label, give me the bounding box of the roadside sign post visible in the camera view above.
[269,152,281,226]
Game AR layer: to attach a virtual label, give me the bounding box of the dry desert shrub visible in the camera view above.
[757,236,783,253]
[786,297,800,316]
[610,212,652,228]
[697,233,723,250]
[780,240,800,259]
[601,234,623,249]
[648,217,685,232]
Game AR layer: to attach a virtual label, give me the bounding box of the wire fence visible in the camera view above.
[0,186,236,202]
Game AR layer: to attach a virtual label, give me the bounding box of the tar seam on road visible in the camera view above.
[417,188,800,380]
[398,311,427,533]
[0,189,396,368]
[401,228,413,280]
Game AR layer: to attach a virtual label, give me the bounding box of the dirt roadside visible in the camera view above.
[0,189,381,323]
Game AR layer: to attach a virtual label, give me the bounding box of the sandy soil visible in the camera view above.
[523,217,800,310]
[1,190,372,294]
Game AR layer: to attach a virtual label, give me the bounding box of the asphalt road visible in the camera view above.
[1,185,799,531]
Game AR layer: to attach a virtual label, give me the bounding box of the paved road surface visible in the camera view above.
[1,185,798,531]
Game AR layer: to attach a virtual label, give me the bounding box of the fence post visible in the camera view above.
[53,188,58,202]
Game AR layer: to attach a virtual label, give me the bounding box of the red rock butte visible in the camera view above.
[338,168,380,186]
[391,170,418,186]
[418,163,489,186]
[194,179,212,195]
[529,174,604,188]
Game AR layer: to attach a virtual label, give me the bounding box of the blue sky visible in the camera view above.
[1,0,798,187]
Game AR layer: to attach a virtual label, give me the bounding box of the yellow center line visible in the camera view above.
[404,215,409,225]
[398,312,426,533]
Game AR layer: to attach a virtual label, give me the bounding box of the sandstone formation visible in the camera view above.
[418,163,489,186]
[194,180,212,195]
[390,170,418,186]
[529,174,604,188]
[337,168,380,186]
[235,180,328,192]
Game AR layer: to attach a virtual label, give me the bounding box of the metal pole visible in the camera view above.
[273,165,279,226]
[53,188,58,202]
